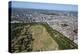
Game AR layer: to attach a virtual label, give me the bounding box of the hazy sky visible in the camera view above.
[11,1,78,11]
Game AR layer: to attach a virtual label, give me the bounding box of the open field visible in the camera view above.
[29,25,58,51]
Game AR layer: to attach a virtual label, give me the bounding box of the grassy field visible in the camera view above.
[10,22,78,52]
[29,25,59,51]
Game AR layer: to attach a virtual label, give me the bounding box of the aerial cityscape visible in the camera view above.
[9,1,78,53]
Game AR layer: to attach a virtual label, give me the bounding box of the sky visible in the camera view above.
[10,1,78,12]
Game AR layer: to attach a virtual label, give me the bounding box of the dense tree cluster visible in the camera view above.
[11,24,34,53]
